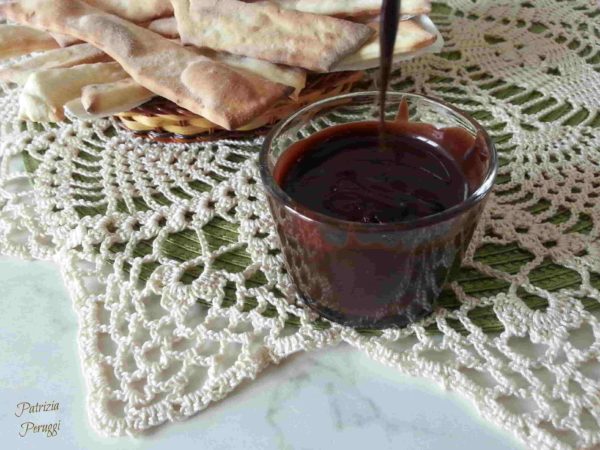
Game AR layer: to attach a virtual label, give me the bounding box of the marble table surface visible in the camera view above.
[0,256,524,450]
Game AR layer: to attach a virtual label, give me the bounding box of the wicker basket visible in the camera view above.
[116,71,366,143]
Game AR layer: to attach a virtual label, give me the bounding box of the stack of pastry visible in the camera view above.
[0,0,438,141]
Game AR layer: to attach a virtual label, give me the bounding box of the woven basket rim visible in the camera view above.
[117,71,366,142]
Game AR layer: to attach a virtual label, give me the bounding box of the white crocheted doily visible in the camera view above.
[0,1,599,449]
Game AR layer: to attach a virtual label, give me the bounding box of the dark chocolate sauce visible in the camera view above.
[276,121,468,224]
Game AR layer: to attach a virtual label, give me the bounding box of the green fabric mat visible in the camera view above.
[20,1,600,336]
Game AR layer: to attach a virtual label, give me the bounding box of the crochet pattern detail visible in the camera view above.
[0,2,599,448]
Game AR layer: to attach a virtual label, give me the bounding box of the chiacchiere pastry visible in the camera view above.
[0,0,437,139]
[79,79,155,117]
[19,62,129,122]
[0,24,58,59]
[1,0,294,129]
[171,0,373,72]
[84,0,174,22]
[0,43,110,85]
[255,0,432,17]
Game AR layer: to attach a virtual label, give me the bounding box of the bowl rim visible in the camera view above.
[259,91,498,231]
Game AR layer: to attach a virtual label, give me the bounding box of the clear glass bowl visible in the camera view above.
[260,92,497,329]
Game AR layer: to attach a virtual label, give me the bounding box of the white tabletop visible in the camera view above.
[0,257,524,450]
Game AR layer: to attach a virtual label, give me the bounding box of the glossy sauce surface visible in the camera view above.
[276,121,468,224]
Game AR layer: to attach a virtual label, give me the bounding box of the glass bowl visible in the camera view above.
[260,92,497,329]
